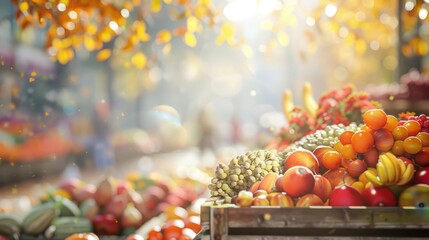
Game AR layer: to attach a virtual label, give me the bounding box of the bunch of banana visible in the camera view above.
[302,82,318,118]
[281,82,319,122]
[0,214,20,239]
[362,152,415,187]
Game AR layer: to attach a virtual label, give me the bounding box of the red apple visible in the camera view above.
[312,175,332,202]
[268,192,294,207]
[362,186,396,207]
[236,190,253,207]
[363,148,379,168]
[399,156,413,167]
[252,195,270,206]
[329,185,364,206]
[347,159,368,178]
[414,167,429,185]
[415,147,429,167]
[296,194,324,207]
[281,166,315,198]
[373,128,394,152]
[284,149,319,174]
[275,175,284,192]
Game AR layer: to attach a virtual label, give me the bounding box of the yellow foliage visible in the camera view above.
[184,32,197,47]
[131,52,147,69]
[96,49,112,62]
[156,30,172,44]
[151,0,163,13]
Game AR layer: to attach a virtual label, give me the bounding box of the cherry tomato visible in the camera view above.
[339,130,354,145]
[340,144,357,160]
[363,109,387,130]
[147,225,163,240]
[392,126,408,140]
[416,132,429,147]
[391,140,405,156]
[403,136,422,154]
[362,186,397,207]
[404,120,421,136]
[322,151,342,170]
[383,115,399,131]
[65,233,99,240]
[351,131,374,153]
[333,141,344,153]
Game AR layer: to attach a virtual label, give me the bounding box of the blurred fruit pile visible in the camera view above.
[267,83,379,151]
[0,116,80,162]
[365,69,429,102]
[210,108,429,209]
[0,173,205,239]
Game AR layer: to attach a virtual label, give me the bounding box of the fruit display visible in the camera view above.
[209,109,429,209]
[267,83,379,151]
[0,173,205,239]
[207,149,284,199]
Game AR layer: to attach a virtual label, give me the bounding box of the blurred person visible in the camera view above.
[196,106,218,162]
[91,102,115,170]
[230,114,242,145]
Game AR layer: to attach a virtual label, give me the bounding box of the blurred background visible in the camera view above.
[0,0,428,187]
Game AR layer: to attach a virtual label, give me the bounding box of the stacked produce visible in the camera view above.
[210,109,429,209]
[0,174,204,240]
[267,83,379,151]
[365,69,429,101]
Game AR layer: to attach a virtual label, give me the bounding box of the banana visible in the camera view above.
[397,163,415,186]
[302,82,318,117]
[376,162,389,185]
[282,89,294,122]
[379,155,396,184]
[383,153,402,184]
[21,202,59,236]
[363,169,383,187]
[0,214,20,239]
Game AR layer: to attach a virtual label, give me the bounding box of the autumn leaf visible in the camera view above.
[220,22,234,41]
[277,31,289,46]
[19,2,29,12]
[187,16,201,33]
[156,30,172,44]
[184,32,196,47]
[151,0,162,13]
[96,49,111,62]
[173,26,187,36]
[84,35,96,51]
[131,52,147,69]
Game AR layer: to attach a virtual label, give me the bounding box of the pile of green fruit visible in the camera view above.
[0,175,203,240]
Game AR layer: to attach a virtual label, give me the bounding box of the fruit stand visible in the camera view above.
[199,204,429,239]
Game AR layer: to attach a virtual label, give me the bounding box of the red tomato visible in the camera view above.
[329,185,364,206]
[362,186,397,207]
[91,213,122,236]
